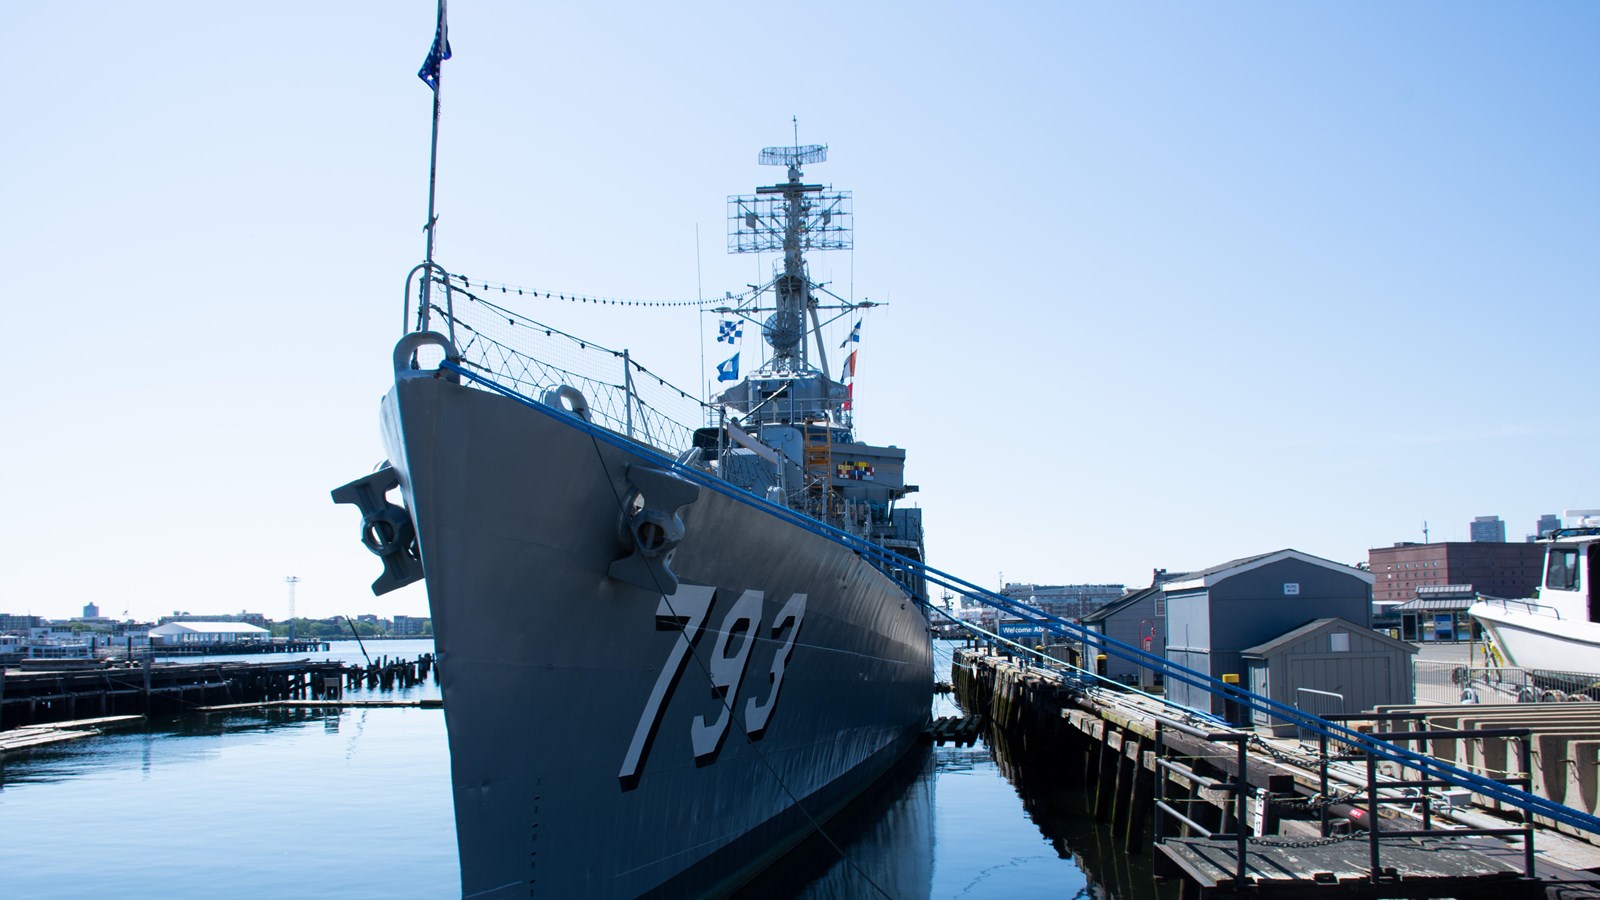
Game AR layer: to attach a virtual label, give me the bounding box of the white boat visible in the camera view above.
[1468,511,1600,674]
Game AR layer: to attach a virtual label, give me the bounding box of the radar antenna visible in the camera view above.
[759,144,828,167]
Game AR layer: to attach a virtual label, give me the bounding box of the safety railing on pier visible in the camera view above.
[1153,716,1250,883]
[1319,712,1536,881]
[1293,687,1345,743]
[1151,708,1537,888]
[1414,660,1600,705]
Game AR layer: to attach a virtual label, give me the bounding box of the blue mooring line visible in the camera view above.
[436,358,1600,836]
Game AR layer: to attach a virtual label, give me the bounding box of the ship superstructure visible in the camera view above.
[705,142,925,599]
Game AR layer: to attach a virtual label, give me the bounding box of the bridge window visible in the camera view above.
[1546,548,1580,592]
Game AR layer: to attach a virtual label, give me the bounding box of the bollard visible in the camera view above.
[1221,673,1243,726]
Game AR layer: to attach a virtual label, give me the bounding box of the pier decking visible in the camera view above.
[953,645,1600,899]
[1157,834,1583,900]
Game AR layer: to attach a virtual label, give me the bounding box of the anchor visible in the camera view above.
[331,464,424,596]
[609,464,699,593]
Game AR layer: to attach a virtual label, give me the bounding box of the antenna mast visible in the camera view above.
[727,141,851,373]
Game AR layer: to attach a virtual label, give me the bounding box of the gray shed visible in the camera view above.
[1242,617,1416,732]
[1164,549,1375,717]
[1081,574,1186,689]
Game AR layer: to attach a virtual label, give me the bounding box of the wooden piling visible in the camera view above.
[1122,737,1153,853]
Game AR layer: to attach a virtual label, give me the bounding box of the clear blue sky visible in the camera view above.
[4,2,1595,621]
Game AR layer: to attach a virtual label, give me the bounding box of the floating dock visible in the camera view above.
[0,715,145,753]
[953,646,1600,899]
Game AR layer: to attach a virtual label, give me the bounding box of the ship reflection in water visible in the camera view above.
[744,690,1175,899]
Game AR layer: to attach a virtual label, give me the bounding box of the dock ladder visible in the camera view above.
[802,417,832,517]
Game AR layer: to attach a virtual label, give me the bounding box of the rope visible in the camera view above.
[430,293,712,409]
[444,272,756,308]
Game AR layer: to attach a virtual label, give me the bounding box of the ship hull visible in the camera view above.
[1469,600,1600,674]
[382,374,933,897]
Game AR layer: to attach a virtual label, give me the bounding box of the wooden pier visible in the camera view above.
[134,639,334,658]
[0,653,438,732]
[952,646,1600,899]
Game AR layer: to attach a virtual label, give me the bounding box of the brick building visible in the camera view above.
[1368,541,1544,605]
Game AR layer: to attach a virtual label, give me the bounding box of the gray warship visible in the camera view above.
[335,141,933,897]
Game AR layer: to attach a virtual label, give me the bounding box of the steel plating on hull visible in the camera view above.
[380,376,931,896]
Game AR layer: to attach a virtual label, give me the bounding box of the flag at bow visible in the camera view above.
[716,352,740,383]
[418,2,452,90]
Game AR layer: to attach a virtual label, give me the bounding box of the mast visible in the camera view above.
[727,141,853,375]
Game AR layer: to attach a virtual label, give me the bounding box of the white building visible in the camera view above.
[148,621,271,645]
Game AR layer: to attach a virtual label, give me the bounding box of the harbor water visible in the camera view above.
[0,639,1171,899]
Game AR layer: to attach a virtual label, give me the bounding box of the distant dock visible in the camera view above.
[0,653,436,733]
[131,639,333,658]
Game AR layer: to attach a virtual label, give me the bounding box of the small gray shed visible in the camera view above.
[1164,549,1374,717]
[1242,617,1416,732]
[1081,575,1184,689]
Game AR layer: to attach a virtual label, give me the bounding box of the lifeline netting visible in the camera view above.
[418,277,713,455]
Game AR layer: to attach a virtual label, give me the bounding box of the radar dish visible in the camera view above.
[762,309,805,353]
[760,144,828,167]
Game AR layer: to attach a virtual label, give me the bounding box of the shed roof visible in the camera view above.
[1082,585,1161,624]
[1393,596,1475,612]
[1240,616,1416,658]
[148,621,270,636]
[1162,549,1376,592]
[1415,584,1476,597]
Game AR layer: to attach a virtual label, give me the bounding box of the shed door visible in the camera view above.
[1287,655,1391,717]
[1249,665,1271,726]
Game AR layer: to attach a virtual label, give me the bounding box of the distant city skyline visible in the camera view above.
[7,506,1587,622]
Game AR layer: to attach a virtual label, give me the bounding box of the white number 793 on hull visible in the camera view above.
[620,586,807,786]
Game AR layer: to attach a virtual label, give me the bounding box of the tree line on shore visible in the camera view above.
[268,617,433,639]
